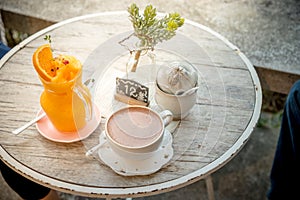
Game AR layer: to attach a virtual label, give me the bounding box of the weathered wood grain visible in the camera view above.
[0,12,261,198]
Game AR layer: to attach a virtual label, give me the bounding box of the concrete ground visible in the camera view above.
[1,0,298,199]
[1,0,299,74]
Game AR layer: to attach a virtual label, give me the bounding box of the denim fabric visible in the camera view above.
[268,80,300,199]
[0,42,10,58]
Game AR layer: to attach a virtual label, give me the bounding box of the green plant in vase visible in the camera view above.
[120,3,185,72]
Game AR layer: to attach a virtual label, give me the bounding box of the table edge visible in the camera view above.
[0,11,262,198]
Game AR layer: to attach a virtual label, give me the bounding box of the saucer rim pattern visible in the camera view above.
[97,130,173,176]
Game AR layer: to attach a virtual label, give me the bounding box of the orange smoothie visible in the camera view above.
[33,44,92,132]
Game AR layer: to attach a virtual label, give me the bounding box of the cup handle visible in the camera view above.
[73,83,93,121]
[160,110,173,127]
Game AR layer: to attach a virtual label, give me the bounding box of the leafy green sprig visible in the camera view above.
[123,3,184,72]
[44,35,52,44]
[128,3,184,50]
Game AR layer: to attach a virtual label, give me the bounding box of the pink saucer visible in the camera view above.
[36,105,101,143]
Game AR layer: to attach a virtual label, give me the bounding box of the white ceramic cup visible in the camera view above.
[105,106,173,159]
[155,83,198,120]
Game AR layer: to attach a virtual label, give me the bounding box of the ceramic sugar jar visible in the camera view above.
[155,61,198,120]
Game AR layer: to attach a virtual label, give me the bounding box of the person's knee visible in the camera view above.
[290,80,300,93]
[287,80,300,104]
[285,80,300,121]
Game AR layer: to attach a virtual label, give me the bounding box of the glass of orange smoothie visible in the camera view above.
[33,44,92,132]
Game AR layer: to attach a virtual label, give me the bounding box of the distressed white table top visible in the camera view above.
[0,12,262,198]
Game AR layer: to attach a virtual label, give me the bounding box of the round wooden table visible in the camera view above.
[0,11,262,199]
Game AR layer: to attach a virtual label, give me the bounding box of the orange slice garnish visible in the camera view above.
[32,44,81,82]
[32,44,55,82]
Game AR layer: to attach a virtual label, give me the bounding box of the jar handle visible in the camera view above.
[73,83,92,121]
[159,110,173,127]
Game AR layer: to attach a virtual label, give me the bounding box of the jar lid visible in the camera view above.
[156,61,198,94]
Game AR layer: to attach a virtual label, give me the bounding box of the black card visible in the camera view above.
[116,77,149,103]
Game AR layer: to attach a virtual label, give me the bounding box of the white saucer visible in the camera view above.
[98,130,173,176]
[36,104,101,143]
